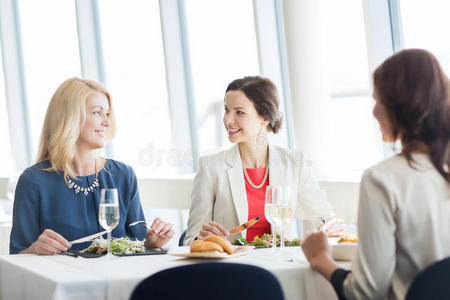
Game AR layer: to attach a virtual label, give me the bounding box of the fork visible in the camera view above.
[128,221,155,230]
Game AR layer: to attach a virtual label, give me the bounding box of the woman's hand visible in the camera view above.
[20,229,71,255]
[144,218,174,249]
[197,221,229,240]
[302,231,338,280]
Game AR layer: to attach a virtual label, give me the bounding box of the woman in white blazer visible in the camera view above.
[184,76,341,245]
[302,49,450,300]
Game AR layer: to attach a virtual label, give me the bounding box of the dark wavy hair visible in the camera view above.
[225,76,283,133]
[373,48,450,182]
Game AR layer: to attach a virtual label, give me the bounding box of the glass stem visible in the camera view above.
[107,230,112,256]
[272,224,277,249]
[280,224,284,249]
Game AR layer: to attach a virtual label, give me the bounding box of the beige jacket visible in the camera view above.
[344,153,450,300]
[184,144,335,245]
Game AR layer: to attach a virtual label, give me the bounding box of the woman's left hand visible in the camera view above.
[144,217,174,249]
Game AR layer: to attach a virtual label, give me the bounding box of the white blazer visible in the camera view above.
[343,153,450,300]
[184,144,335,245]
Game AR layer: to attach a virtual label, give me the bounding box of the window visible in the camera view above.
[399,0,450,74]
[184,0,260,155]
[18,0,81,156]
[0,44,14,176]
[321,0,384,180]
[98,0,172,176]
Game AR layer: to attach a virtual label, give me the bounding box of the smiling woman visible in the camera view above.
[9,78,174,255]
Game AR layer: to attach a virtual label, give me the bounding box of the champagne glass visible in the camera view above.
[265,186,283,251]
[279,186,297,249]
[99,188,120,258]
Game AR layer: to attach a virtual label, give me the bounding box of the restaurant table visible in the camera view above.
[0,246,350,300]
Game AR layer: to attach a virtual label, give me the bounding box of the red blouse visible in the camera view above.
[244,168,271,242]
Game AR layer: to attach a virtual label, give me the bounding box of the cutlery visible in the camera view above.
[69,230,108,245]
[229,216,260,234]
[61,250,79,258]
[128,221,155,230]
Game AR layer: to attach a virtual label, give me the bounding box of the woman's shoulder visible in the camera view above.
[105,159,136,176]
[199,145,239,165]
[362,154,438,187]
[270,145,306,167]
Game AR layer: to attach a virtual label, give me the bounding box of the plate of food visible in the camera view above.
[232,233,301,248]
[66,237,167,258]
[331,234,358,261]
[170,235,254,259]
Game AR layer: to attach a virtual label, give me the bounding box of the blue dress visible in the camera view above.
[10,159,147,254]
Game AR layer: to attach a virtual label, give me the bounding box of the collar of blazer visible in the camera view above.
[225,143,284,228]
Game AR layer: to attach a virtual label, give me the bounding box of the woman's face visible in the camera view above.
[373,90,395,142]
[223,90,269,145]
[77,92,111,150]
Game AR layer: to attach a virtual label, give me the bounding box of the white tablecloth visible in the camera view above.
[0,246,349,300]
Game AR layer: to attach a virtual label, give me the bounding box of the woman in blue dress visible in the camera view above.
[10,78,174,254]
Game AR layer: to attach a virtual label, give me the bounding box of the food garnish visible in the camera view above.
[233,233,301,248]
[338,234,358,243]
[83,236,145,255]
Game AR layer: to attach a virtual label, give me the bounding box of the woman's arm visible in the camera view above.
[123,165,174,248]
[302,169,397,300]
[184,157,216,245]
[295,152,335,228]
[11,170,70,254]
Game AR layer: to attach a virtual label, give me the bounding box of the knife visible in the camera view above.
[69,230,108,245]
[229,216,260,234]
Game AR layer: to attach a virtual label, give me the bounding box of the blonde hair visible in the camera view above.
[36,78,116,180]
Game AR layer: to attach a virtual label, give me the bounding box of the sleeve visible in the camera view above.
[331,269,351,300]
[184,156,215,245]
[295,152,335,229]
[342,169,397,299]
[9,170,41,254]
[124,166,146,240]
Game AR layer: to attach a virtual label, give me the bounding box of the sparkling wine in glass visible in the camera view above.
[278,186,297,249]
[99,188,120,258]
[265,186,283,250]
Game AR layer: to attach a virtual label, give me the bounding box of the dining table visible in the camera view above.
[0,245,350,300]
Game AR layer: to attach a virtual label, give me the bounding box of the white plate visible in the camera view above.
[169,246,255,259]
[331,243,357,261]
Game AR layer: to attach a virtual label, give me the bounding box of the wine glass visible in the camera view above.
[264,186,283,251]
[279,186,297,249]
[99,188,120,258]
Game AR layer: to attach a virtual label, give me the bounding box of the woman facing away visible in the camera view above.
[302,48,450,300]
[10,78,174,255]
[184,76,344,245]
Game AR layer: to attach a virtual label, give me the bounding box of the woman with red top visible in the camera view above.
[184,76,342,245]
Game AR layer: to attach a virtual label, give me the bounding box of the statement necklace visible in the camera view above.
[66,159,100,196]
[243,165,269,189]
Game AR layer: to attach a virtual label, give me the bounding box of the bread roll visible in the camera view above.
[205,235,234,254]
[190,240,224,253]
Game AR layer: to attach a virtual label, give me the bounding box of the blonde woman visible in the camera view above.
[10,78,173,255]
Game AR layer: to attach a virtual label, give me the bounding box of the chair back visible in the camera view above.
[405,257,450,300]
[178,229,186,246]
[130,262,285,300]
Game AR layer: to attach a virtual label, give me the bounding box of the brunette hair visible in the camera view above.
[373,49,450,182]
[225,76,283,133]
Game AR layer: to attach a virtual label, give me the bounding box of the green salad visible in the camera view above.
[83,237,146,255]
[233,233,301,248]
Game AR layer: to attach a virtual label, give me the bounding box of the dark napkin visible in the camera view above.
[63,248,168,258]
